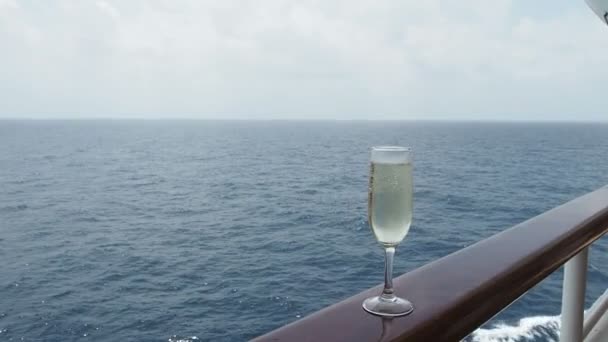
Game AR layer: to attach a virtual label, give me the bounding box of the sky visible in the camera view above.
[0,0,607,121]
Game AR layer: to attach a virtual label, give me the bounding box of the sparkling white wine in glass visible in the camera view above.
[369,162,413,245]
[363,146,414,317]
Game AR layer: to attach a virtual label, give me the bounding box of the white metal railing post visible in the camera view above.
[584,289,608,340]
[560,247,589,342]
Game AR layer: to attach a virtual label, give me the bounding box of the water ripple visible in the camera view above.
[1,121,608,341]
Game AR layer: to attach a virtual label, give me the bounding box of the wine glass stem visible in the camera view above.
[382,246,396,300]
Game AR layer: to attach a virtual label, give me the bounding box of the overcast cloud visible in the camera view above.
[0,0,607,120]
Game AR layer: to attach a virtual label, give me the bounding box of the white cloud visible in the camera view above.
[96,1,120,19]
[0,0,17,10]
[0,0,607,120]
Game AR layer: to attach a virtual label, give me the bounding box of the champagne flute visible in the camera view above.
[362,146,414,317]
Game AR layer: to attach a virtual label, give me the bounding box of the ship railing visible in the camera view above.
[254,185,608,341]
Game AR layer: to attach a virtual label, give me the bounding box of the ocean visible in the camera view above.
[1,120,608,342]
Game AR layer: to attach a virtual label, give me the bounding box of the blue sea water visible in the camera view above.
[1,120,608,342]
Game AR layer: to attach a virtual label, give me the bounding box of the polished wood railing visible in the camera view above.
[254,185,608,341]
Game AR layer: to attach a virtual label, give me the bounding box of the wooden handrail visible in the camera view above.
[254,186,608,341]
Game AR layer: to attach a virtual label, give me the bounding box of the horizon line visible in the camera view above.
[1,117,608,123]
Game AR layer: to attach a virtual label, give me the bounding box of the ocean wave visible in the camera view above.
[468,315,560,342]
[168,335,199,342]
[3,121,608,341]
[0,204,28,213]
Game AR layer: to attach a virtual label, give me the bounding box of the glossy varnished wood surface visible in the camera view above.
[253,186,608,341]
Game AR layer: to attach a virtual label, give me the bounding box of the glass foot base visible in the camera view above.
[362,295,414,317]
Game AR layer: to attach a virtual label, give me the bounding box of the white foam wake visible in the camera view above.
[468,315,560,342]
